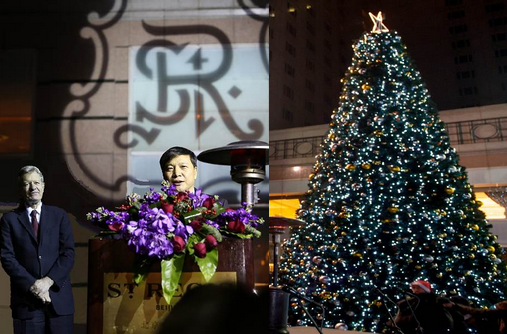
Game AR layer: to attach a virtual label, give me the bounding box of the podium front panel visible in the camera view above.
[87,237,253,333]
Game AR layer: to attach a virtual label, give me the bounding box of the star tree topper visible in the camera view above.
[369,11,389,33]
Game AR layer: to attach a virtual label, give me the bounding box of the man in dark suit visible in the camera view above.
[0,166,75,333]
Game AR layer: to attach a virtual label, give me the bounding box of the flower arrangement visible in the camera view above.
[87,181,264,303]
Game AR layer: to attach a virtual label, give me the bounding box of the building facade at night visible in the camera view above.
[270,0,507,130]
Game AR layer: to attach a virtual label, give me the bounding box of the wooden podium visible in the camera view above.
[87,237,253,333]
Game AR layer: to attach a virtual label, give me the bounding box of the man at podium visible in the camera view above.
[0,166,75,334]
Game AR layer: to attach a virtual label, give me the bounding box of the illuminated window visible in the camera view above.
[269,197,301,218]
[476,192,506,220]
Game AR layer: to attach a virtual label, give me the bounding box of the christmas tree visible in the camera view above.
[279,12,507,332]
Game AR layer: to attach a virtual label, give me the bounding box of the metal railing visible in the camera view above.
[269,117,507,161]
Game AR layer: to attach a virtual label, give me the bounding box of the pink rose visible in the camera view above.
[227,219,246,234]
[173,236,186,253]
[204,235,218,251]
[194,243,207,258]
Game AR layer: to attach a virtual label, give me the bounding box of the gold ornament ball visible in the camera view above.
[338,212,349,218]
[469,254,475,259]
[471,225,479,231]
[353,253,363,258]
[445,187,455,195]
[436,273,443,278]
[389,165,401,172]
[488,246,496,253]
[346,163,356,171]
[361,84,371,91]
[362,163,371,170]
[388,207,399,213]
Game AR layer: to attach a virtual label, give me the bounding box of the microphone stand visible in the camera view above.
[397,288,424,334]
[371,288,404,334]
[283,286,324,334]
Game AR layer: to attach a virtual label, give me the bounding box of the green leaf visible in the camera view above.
[182,208,206,222]
[245,224,262,238]
[133,255,155,285]
[161,254,185,304]
[207,203,226,219]
[195,248,218,282]
[201,224,223,242]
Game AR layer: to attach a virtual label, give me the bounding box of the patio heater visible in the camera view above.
[197,140,268,206]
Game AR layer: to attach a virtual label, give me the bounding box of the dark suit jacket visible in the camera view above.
[0,204,75,319]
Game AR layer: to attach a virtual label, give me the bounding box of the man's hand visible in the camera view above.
[40,291,51,304]
[30,277,54,297]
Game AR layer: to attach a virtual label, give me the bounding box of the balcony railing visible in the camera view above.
[269,117,507,161]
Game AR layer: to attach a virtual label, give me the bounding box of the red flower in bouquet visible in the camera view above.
[176,192,189,202]
[161,200,174,214]
[189,217,204,231]
[108,221,124,232]
[204,235,218,251]
[202,197,215,209]
[173,235,186,253]
[194,242,207,258]
[227,219,246,234]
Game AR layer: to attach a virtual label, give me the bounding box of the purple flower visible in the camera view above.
[189,189,212,207]
[161,183,179,197]
[145,188,162,204]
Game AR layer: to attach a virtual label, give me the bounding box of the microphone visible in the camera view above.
[370,286,406,334]
[281,286,324,308]
[370,286,398,307]
[395,287,419,298]
[370,286,384,294]
[281,286,326,334]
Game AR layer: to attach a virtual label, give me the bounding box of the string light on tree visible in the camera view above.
[279,12,507,333]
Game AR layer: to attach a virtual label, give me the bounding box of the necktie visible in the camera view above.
[31,210,38,238]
